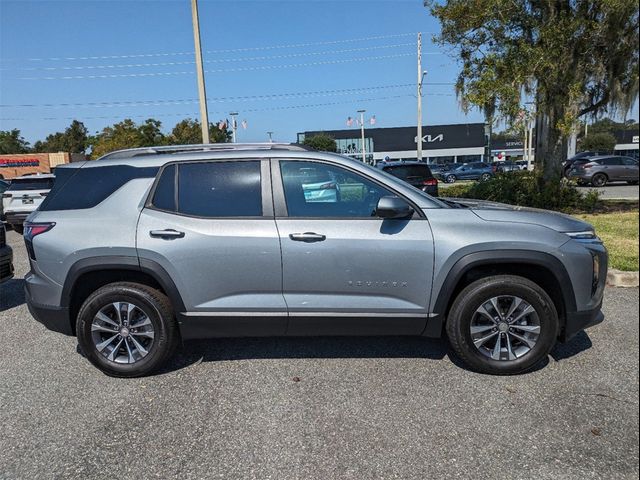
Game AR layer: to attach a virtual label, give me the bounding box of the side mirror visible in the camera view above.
[375,196,414,219]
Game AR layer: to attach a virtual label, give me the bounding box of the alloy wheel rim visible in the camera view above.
[470,295,540,361]
[91,302,155,364]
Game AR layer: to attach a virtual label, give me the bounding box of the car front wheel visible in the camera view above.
[480,173,492,181]
[76,282,179,377]
[445,174,456,184]
[446,275,558,375]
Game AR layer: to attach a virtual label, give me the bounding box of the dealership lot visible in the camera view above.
[1,230,638,479]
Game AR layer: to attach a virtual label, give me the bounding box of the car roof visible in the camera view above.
[378,161,430,168]
[11,173,56,180]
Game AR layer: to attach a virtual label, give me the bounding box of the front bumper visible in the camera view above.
[560,303,604,342]
[0,244,14,283]
[25,284,73,335]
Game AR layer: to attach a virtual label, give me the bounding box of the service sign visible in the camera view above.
[0,158,41,168]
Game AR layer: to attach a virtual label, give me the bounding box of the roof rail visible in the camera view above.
[97,143,313,160]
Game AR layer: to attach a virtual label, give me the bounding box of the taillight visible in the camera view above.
[422,178,438,186]
[24,222,55,261]
[2,193,11,198]
[40,192,48,197]
[583,163,596,169]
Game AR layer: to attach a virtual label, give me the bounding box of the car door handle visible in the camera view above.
[289,232,326,242]
[150,229,185,239]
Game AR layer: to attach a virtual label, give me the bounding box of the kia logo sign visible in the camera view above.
[414,134,444,144]
[633,135,639,143]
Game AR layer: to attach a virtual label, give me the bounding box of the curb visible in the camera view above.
[606,269,639,288]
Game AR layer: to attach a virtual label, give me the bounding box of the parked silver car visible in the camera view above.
[569,155,639,186]
[24,143,607,377]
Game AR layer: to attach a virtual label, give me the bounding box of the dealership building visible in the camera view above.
[298,123,639,164]
[297,123,488,164]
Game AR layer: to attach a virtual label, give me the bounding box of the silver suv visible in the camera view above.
[24,144,607,377]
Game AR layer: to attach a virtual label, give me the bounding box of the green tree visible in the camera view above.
[301,133,337,152]
[89,118,166,158]
[0,129,30,154]
[579,132,616,152]
[168,118,231,145]
[427,0,639,179]
[33,120,88,153]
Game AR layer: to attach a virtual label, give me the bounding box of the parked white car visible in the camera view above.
[2,174,55,233]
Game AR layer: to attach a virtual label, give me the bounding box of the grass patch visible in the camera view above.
[577,211,639,271]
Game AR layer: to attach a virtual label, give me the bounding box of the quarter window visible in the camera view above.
[280,161,396,218]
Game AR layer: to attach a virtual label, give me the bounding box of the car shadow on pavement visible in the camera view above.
[549,331,593,361]
[160,336,450,374]
[0,278,25,312]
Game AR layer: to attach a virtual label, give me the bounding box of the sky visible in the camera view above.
[0,0,638,145]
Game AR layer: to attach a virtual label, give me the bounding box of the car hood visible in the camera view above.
[441,198,592,233]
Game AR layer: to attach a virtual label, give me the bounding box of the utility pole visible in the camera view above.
[191,0,209,144]
[229,112,238,143]
[358,109,366,164]
[267,131,274,143]
[416,32,423,162]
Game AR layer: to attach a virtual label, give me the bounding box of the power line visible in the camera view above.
[1,94,417,122]
[1,84,421,108]
[9,44,424,72]
[20,53,417,80]
[17,32,429,63]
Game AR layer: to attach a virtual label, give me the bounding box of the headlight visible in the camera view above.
[566,230,597,240]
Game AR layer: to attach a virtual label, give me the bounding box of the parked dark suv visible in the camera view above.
[25,143,607,378]
[377,161,438,196]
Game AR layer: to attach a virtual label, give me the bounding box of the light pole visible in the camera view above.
[267,131,274,143]
[191,0,209,144]
[416,32,427,162]
[357,109,366,164]
[229,112,238,143]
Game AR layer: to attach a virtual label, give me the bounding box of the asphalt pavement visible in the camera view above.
[0,230,638,479]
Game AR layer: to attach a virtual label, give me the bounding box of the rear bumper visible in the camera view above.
[0,244,14,283]
[4,212,30,225]
[25,284,73,336]
[560,304,604,342]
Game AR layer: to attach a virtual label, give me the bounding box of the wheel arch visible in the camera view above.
[62,256,186,333]
[425,250,576,338]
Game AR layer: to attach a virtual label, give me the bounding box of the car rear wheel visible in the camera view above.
[445,174,456,184]
[628,180,639,185]
[446,275,558,375]
[76,282,179,377]
[591,173,607,187]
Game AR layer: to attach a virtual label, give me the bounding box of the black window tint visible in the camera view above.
[386,165,431,180]
[7,178,54,191]
[152,165,176,211]
[280,161,396,218]
[40,166,158,211]
[177,161,262,217]
[603,157,623,165]
[622,157,638,166]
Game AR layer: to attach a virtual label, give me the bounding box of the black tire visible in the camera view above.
[480,173,492,181]
[446,174,456,184]
[11,224,23,235]
[591,173,607,187]
[76,282,179,378]
[446,275,558,375]
[627,180,639,185]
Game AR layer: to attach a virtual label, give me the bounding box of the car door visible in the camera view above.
[621,157,639,180]
[136,159,287,337]
[273,159,434,336]
[600,157,624,180]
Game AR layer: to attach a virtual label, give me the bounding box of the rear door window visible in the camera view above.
[602,157,623,166]
[176,161,262,217]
